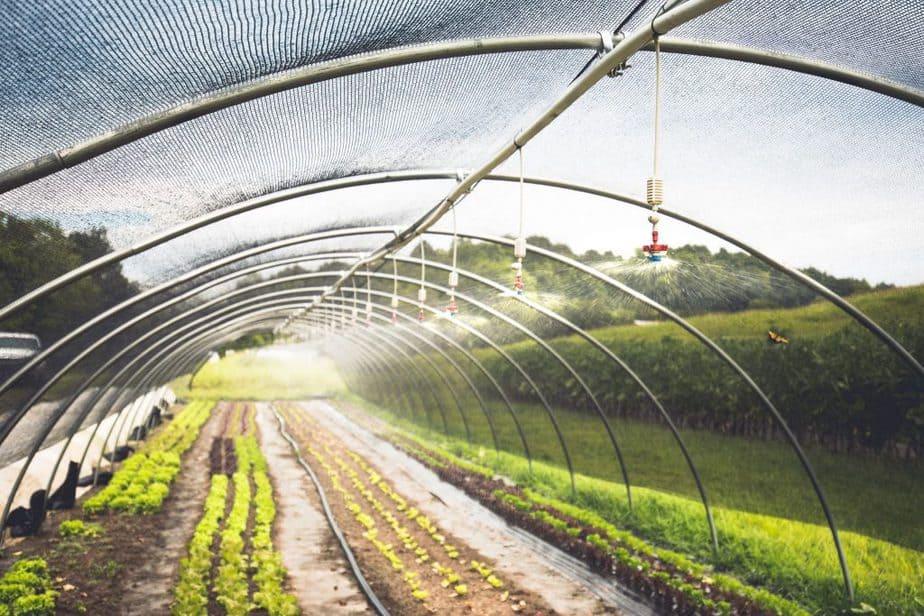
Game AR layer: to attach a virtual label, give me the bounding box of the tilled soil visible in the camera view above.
[0,402,223,615]
[117,403,226,614]
[275,401,560,616]
[318,399,632,615]
[255,403,369,615]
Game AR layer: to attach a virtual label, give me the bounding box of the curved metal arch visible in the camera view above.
[650,38,924,108]
[0,25,913,297]
[0,34,618,194]
[319,321,445,432]
[1,297,320,531]
[388,253,718,549]
[35,264,531,511]
[23,258,530,511]
[0,203,855,593]
[80,316,289,482]
[481,174,924,380]
[27,251,363,492]
[319,303,453,434]
[349,269,633,505]
[316,299,503,453]
[81,304,315,479]
[319,279,575,492]
[19,255,548,496]
[324,337,420,423]
[0,263,351,450]
[0,197,852,592]
[428,229,855,597]
[0,221,395,398]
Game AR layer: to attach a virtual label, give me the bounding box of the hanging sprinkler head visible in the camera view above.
[513,236,526,295]
[446,271,459,316]
[417,287,427,322]
[642,212,669,262]
[390,294,399,324]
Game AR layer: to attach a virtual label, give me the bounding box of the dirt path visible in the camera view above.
[255,403,370,615]
[117,403,226,614]
[305,399,653,615]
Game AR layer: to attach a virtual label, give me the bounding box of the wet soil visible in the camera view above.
[117,403,225,614]
[254,403,369,615]
[321,399,635,615]
[275,401,560,616]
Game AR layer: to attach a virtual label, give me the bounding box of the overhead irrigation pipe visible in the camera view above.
[437,229,856,599]
[315,295,532,465]
[389,253,718,550]
[481,174,924,381]
[350,269,632,505]
[303,0,731,325]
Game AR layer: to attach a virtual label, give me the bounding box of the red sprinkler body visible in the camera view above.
[642,214,669,262]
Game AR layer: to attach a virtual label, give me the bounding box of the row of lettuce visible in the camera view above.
[173,402,299,616]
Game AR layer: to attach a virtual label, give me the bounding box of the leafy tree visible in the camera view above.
[0,213,137,343]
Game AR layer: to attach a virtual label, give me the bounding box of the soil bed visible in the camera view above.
[0,402,221,615]
[276,400,570,616]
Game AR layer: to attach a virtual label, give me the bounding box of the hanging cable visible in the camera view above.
[417,240,427,322]
[351,280,359,324]
[513,147,527,295]
[447,205,459,316]
[391,254,399,323]
[643,35,669,262]
[365,266,373,323]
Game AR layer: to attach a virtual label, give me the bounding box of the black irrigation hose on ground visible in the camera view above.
[270,405,392,616]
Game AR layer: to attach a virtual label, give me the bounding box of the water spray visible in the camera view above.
[447,204,460,315]
[418,240,427,323]
[391,256,399,324]
[643,212,669,262]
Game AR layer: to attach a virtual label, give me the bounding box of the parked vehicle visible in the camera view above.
[0,332,42,383]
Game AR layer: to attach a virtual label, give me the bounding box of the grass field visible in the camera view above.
[172,345,345,401]
[575,284,924,346]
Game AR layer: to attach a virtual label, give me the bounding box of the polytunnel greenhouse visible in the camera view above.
[0,0,922,614]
